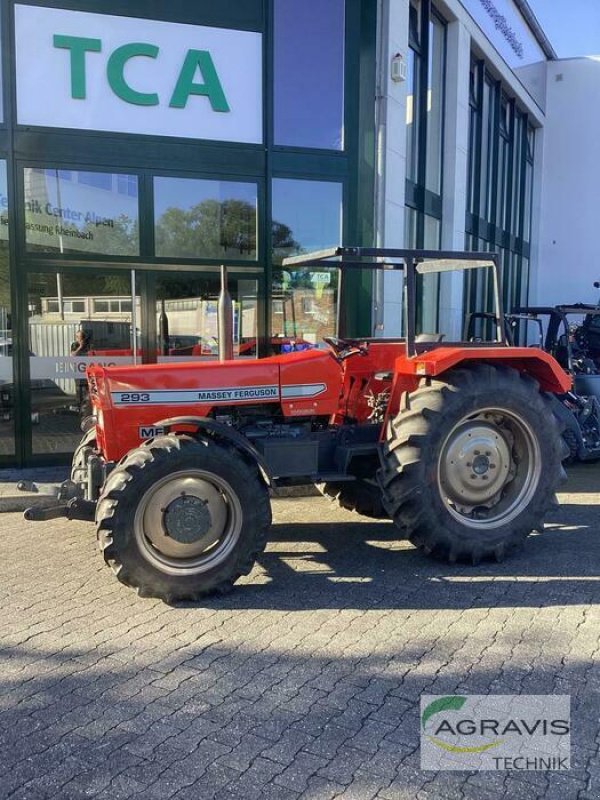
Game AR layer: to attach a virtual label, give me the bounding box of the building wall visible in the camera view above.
[536,58,600,307]
[376,0,551,338]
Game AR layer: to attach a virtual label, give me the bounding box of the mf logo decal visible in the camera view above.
[139,426,165,439]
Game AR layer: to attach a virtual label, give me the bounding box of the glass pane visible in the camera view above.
[496,138,507,230]
[155,274,259,360]
[0,160,14,456]
[520,257,529,307]
[466,112,475,216]
[28,271,138,454]
[274,0,344,149]
[523,159,533,243]
[272,178,342,345]
[405,48,420,184]
[512,113,524,233]
[409,1,421,47]
[154,177,258,260]
[425,16,445,194]
[480,80,492,220]
[24,168,139,256]
[404,206,418,248]
[417,215,441,334]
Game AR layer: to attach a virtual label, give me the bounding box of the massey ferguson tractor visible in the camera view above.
[21,249,571,602]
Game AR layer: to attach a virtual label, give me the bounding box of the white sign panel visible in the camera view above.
[14,5,263,144]
[461,0,546,69]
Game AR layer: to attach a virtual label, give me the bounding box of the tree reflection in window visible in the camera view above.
[154,178,258,261]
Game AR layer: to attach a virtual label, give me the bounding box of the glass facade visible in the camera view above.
[272,178,343,343]
[0,0,375,465]
[465,59,535,315]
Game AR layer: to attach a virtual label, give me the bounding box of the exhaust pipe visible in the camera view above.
[218,264,234,361]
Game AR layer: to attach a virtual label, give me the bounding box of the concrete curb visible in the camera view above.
[0,468,70,514]
[0,469,320,513]
[0,494,62,513]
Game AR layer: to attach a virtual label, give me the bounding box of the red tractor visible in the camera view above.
[22,249,570,602]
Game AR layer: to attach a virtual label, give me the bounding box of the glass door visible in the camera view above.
[26,269,139,455]
[153,272,261,361]
[23,267,264,457]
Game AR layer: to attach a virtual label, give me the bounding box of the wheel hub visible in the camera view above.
[136,473,233,561]
[440,421,512,508]
[472,453,490,475]
[163,494,212,545]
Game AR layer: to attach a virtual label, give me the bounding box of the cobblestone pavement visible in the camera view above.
[1,466,599,799]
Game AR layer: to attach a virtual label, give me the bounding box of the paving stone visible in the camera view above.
[274,752,329,793]
[1,476,599,799]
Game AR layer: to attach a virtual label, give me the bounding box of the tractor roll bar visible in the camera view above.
[282,246,504,356]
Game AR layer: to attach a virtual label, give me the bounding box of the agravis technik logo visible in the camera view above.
[420,695,570,771]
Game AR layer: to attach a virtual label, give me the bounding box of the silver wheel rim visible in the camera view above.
[438,407,541,529]
[133,469,243,576]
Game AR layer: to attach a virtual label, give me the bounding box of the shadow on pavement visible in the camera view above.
[189,492,600,613]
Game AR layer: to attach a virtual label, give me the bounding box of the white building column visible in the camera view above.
[438,18,471,340]
[374,0,409,337]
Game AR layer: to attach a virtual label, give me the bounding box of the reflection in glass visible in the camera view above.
[406,48,419,184]
[155,275,258,358]
[0,160,14,456]
[425,16,445,194]
[24,168,139,256]
[417,215,441,335]
[28,272,136,454]
[272,178,342,344]
[466,69,534,317]
[154,177,257,261]
[274,0,344,149]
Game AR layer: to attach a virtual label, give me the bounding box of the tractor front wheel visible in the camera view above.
[378,365,566,563]
[96,434,271,601]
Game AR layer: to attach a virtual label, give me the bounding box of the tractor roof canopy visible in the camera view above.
[282,246,504,355]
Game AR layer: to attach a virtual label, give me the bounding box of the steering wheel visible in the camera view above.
[323,336,368,360]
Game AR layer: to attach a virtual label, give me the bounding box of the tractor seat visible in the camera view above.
[415,333,445,343]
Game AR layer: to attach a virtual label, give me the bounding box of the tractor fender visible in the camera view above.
[397,348,572,394]
[152,415,272,486]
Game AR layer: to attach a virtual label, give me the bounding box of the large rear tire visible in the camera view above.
[319,479,388,519]
[377,365,567,563]
[96,434,271,601]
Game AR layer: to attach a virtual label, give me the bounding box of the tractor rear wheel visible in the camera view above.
[319,479,388,519]
[378,365,566,563]
[96,434,271,601]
